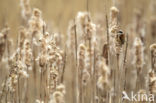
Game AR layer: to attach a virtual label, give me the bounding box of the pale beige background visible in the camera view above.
[0,0,151,39]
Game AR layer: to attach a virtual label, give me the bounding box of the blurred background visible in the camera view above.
[0,0,151,39]
[0,0,155,103]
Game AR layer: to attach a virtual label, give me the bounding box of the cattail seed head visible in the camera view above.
[149,70,156,94]
[97,58,111,90]
[150,43,156,71]
[50,91,65,103]
[133,37,144,73]
[56,84,66,95]
[82,69,90,85]
[20,0,31,20]
[110,6,119,20]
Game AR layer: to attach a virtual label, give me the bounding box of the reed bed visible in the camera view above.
[0,0,156,103]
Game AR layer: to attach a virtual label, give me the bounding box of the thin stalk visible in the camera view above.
[74,18,78,103]
[106,14,109,65]
[25,67,29,103]
[40,67,43,101]
[122,34,128,103]
[0,76,7,102]
[151,51,154,71]
[61,51,66,83]
[116,54,120,103]
[92,48,96,103]
[18,76,20,103]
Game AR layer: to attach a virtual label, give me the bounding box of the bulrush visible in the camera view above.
[150,43,156,72]
[109,6,119,38]
[76,12,90,38]
[76,11,96,44]
[56,84,66,95]
[24,40,32,69]
[49,84,65,103]
[97,58,111,90]
[7,50,20,93]
[148,70,156,94]
[28,8,43,39]
[133,37,144,74]
[48,35,63,95]
[0,26,10,61]
[78,44,86,71]
[20,0,31,20]
[77,43,87,103]
[0,32,6,61]
[50,91,65,103]
[82,69,90,86]
[150,17,156,38]
[97,58,111,103]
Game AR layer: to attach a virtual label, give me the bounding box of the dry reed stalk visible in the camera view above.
[60,51,66,83]
[105,14,109,65]
[122,33,128,100]
[28,8,43,100]
[150,17,156,39]
[109,6,119,102]
[0,76,8,102]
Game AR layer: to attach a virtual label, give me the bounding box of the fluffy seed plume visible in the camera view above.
[97,58,111,90]
[133,37,144,74]
[150,43,156,72]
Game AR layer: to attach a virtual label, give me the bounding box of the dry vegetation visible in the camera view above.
[0,0,156,103]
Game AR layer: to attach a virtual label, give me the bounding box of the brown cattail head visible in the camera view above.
[0,26,10,61]
[102,43,108,64]
[150,17,156,37]
[149,70,156,94]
